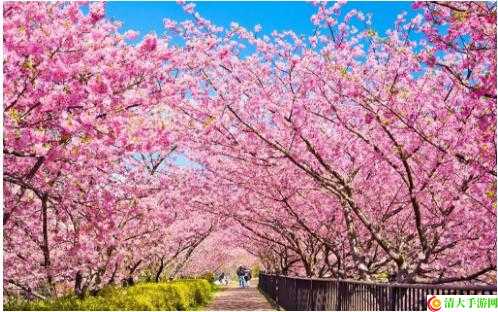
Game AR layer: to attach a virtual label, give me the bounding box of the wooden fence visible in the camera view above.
[258,273,497,311]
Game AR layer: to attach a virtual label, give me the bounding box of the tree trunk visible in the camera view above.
[41,193,54,291]
[124,259,142,286]
[155,256,165,283]
[107,262,119,285]
[8,279,47,300]
[75,271,85,298]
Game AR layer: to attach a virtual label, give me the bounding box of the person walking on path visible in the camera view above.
[236,266,248,288]
[215,272,228,286]
[243,268,252,287]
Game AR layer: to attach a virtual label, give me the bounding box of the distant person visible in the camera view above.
[218,272,225,283]
[237,266,248,288]
[244,268,252,287]
[224,273,230,285]
[218,272,229,286]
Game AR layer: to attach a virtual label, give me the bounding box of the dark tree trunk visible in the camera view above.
[75,271,84,298]
[155,256,165,283]
[125,277,134,286]
[108,262,119,285]
[123,259,142,286]
[41,193,53,290]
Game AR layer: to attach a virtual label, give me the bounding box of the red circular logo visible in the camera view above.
[427,295,442,312]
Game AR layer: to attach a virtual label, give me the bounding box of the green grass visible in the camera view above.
[4,279,218,311]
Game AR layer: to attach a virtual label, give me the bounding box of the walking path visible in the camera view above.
[205,279,275,311]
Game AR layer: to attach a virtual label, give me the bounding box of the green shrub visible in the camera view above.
[4,279,216,311]
[252,265,261,277]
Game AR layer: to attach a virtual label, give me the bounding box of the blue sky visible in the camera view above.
[103,1,418,41]
[96,1,420,168]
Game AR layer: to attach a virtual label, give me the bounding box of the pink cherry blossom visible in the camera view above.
[140,34,158,52]
[3,1,496,298]
[124,30,139,40]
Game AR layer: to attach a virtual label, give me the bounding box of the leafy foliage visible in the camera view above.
[4,279,216,311]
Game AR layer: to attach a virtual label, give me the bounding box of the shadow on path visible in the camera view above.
[205,279,275,311]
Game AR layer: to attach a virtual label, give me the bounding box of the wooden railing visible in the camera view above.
[258,273,497,311]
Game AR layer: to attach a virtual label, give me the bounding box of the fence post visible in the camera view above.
[310,278,314,311]
[295,278,298,310]
[335,280,342,311]
[389,286,397,311]
[276,274,279,308]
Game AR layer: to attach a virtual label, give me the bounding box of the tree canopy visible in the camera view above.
[3,1,496,298]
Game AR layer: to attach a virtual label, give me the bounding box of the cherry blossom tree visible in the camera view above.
[3,1,496,300]
[167,0,496,283]
[3,1,212,298]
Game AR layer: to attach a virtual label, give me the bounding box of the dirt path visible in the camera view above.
[205,279,275,311]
